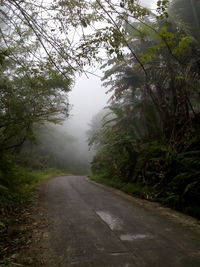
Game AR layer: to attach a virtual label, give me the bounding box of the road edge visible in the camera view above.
[86,176,200,233]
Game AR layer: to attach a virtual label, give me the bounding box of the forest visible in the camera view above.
[87,0,200,219]
[0,0,200,263]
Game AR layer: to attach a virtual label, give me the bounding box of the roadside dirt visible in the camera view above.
[12,182,56,267]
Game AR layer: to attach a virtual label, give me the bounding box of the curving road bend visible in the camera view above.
[42,176,200,267]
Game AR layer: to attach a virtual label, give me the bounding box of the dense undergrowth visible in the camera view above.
[90,138,200,219]
[90,173,154,198]
[0,154,65,264]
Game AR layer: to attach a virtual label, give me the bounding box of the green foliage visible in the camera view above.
[156,0,170,19]
[0,153,65,262]
[0,46,73,155]
[88,0,200,220]
[90,173,125,189]
[90,174,154,199]
[0,154,65,203]
[90,134,200,218]
[89,21,200,220]
[173,35,193,55]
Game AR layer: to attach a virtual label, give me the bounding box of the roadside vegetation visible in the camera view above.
[1,0,200,263]
[0,1,85,263]
[0,163,65,264]
[88,0,200,219]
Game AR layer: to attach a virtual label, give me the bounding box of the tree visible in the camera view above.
[0,49,72,152]
[88,0,200,217]
[0,0,101,74]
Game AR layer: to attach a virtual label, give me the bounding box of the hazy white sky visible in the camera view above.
[69,72,109,129]
[63,71,106,162]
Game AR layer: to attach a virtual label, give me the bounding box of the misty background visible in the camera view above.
[64,71,110,173]
[32,0,156,174]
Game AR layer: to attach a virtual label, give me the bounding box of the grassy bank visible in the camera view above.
[89,173,154,200]
[0,166,66,265]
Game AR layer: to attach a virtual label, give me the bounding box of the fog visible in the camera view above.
[68,72,108,135]
[60,72,109,173]
[41,0,156,174]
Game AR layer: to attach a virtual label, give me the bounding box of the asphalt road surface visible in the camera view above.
[42,176,200,267]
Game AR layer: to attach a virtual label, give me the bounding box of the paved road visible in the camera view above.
[42,176,200,267]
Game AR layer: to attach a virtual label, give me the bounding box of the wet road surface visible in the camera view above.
[42,176,200,267]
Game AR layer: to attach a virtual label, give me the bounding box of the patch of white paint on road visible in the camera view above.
[120,234,151,241]
[96,211,123,230]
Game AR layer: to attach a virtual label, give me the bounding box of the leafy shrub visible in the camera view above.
[91,141,200,218]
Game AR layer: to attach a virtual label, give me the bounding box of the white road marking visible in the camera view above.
[96,211,123,230]
[120,234,151,241]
